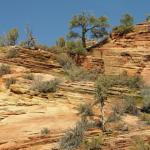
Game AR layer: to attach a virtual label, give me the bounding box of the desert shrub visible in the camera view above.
[5,77,16,88]
[0,64,11,76]
[57,53,75,70]
[141,87,150,113]
[111,73,143,89]
[31,78,59,93]
[66,41,87,56]
[108,104,124,122]
[123,96,139,115]
[129,136,150,150]
[139,113,150,125]
[6,28,19,46]
[59,120,88,150]
[66,66,99,81]
[56,37,66,48]
[41,127,50,136]
[6,48,18,58]
[77,104,93,117]
[82,135,103,150]
[0,35,7,46]
[94,75,114,131]
[23,73,34,80]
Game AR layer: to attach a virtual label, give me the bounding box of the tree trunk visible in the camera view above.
[100,106,106,132]
[82,30,86,48]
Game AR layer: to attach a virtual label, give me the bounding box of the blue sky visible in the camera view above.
[0,0,149,45]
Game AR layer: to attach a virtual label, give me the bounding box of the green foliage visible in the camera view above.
[77,103,93,117]
[68,12,109,48]
[66,41,87,56]
[6,28,19,46]
[41,127,50,136]
[56,37,66,48]
[129,137,150,150]
[113,13,134,36]
[146,15,150,22]
[141,87,150,113]
[6,48,18,58]
[32,78,59,93]
[0,28,19,46]
[5,77,16,89]
[95,75,112,107]
[94,75,113,131]
[0,64,11,76]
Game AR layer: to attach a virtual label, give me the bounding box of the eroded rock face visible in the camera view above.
[82,56,105,73]
[91,21,150,84]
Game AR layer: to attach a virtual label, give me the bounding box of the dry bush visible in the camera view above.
[82,134,103,150]
[123,96,139,115]
[139,113,150,125]
[0,64,11,76]
[6,48,18,58]
[59,119,90,150]
[31,78,59,93]
[23,73,34,80]
[40,127,50,136]
[57,53,75,70]
[5,77,16,88]
[77,103,93,117]
[129,136,150,150]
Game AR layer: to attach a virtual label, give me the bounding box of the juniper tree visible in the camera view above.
[68,12,109,50]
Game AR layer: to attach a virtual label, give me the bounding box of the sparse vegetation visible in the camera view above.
[20,26,36,49]
[0,64,11,76]
[41,127,50,136]
[5,77,16,89]
[82,135,104,150]
[31,78,59,93]
[0,28,19,46]
[94,75,113,131]
[23,73,34,80]
[77,103,93,117]
[129,136,150,150]
[6,28,19,46]
[59,120,88,150]
[113,13,134,36]
[57,53,75,70]
[123,96,139,115]
[139,113,150,125]
[6,48,18,58]
[141,87,150,113]
[56,37,66,48]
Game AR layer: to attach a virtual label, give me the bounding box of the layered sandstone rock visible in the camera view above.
[91,21,150,84]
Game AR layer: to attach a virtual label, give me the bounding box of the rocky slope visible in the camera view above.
[0,21,150,150]
[91,21,150,84]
